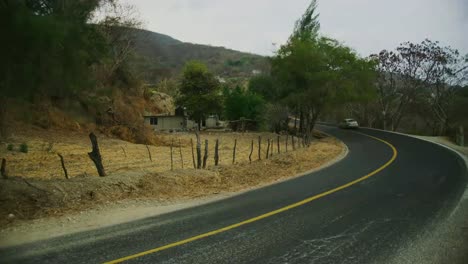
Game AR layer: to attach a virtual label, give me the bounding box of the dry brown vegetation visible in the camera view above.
[0,126,344,227]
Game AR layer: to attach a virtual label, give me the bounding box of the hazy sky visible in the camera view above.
[126,0,468,56]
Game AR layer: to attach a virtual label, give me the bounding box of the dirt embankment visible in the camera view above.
[0,128,345,228]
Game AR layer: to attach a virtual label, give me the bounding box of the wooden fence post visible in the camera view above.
[202,139,208,169]
[170,139,174,170]
[258,136,262,160]
[1,158,7,179]
[57,153,69,179]
[232,139,237,164]
[178,139,184,169]
[249,139,254,164]
[196,131,202,169]
[266,139,270,159]
[121,146,127,158]
[88,132,106,177]
[277,135,280,154]
[285,135,289,152]
[191,138,196,169]
[145,145,153,162]
[214,139,219,166]
[292,136,296,150]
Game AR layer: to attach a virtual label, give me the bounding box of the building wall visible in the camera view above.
[144,116,185,130]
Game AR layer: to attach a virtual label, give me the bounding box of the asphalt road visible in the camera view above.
[1,126,467,264]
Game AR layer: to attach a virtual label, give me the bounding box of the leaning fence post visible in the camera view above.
[145,145,153,162]
[178,139,184,169]
[57,153,69,179]
[191,138,196,169]
[249,139,254,164]
[232,139,237,164]
[202,139,208,169]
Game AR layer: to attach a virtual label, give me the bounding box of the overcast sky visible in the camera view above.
[126,0,468,57]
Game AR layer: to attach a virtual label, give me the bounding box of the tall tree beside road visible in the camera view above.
[176,61,223,130]
[269,0,375,136]
[272,36,376,137]
[371,40,468,134]
[291,0,320,40]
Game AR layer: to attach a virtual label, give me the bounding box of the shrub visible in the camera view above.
[20,143,28,153]
[7,144,14,151]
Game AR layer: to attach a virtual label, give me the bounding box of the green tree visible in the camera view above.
[291,0,320,40]
[176,61,223,129]
[224,86,265,124]
[248,75,277,102]
[272,36,376,136]
[0,0,141,137]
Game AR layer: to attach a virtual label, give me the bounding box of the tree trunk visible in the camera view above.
[88,133,106,177]
[277,135,280,154]
[285,135,289,152]
[299,110,304,135]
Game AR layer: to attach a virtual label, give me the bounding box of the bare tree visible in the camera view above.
[372,40,468,134]
[370,50,404,130]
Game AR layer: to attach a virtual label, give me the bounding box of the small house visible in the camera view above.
[144,114,186,131]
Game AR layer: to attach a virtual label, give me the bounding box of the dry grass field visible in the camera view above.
[1,128,309,179]
[0,126,345,226]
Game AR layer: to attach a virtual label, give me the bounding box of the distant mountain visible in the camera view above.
[129,29,270,84]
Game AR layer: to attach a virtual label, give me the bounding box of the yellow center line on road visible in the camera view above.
[104,133,398,264]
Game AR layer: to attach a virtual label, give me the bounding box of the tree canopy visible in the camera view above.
[224,86,265,123]
[176,61,223,128]
[272,36,376,135]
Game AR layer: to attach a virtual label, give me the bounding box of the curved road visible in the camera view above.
[1,126,467,263]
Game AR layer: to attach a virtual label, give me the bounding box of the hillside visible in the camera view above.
[129,29,270,84]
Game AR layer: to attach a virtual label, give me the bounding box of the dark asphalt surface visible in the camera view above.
[1,126,467,264]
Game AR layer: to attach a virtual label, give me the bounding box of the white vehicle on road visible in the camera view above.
[339,118,359,129]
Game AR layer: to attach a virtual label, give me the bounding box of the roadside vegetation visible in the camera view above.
[1,0,466,226]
